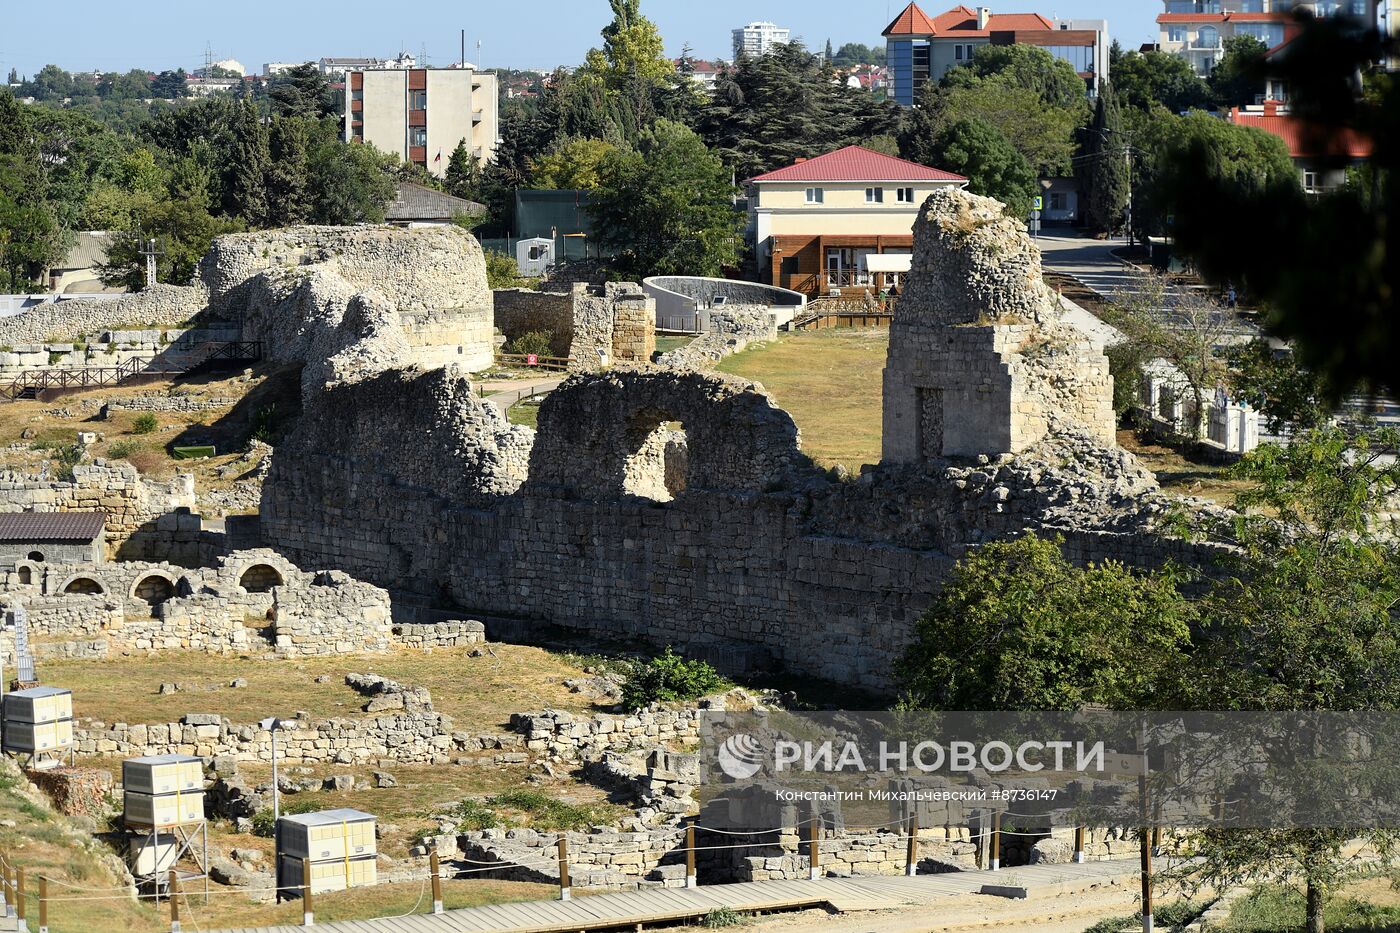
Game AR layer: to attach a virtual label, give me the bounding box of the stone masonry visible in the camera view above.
[883,188,1116,462]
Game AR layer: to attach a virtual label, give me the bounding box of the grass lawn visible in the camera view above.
[716,328,888,471]
[46,643,599,730]
[507,397,541,428]
[1116,429,1250,507]
[654,335,695,354]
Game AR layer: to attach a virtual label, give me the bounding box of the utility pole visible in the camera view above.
[461,29,466,69]
[1124,145,1134,251]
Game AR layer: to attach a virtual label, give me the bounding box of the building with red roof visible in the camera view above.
[1229,100,1373,193]
[1155,1,1374,77]
[883,3,1109,104]
[747,146,967,297]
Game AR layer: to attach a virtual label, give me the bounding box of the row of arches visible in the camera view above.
[19,564,286,601]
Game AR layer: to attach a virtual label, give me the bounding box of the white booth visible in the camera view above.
[515,238,555,277]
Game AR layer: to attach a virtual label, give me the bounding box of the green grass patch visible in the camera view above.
[1226,886,1400,931]
[130,413,159,434]
[442,789,614,833]
[507,399,541,429]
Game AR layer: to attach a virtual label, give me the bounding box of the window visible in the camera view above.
[27,551,43,563]
[1049,192,1069,211]
[805,187,824,204]
[409,126,427,147]
[409,89,427,110]
[1167,25,1188,42]
[954,43,976,61]
[896,187,915,203]
[865,187,884,203]
[1302,170,1319,192]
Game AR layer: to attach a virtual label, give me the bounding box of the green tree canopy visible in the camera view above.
[1208,34,1270,110]
[589,118,741,278]
[269,63,334,119]
[924,116,1038,217]
[945,43,1090,115]
[1111,48,1212,114]
[896,534,1193,711]
[583,0,674,88]
[1078,83,1131,234]
[529,137,619,190]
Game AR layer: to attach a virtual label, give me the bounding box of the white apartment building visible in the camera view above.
[346,67,499,176]
[1158,1,1370,75]
[732,21,791,58]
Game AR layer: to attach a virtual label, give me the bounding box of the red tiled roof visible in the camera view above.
[0,511,107,542]
[1230,105,1374,160]
[885,4,1055,37]
[884,2,940,36]
[749,146,966,183]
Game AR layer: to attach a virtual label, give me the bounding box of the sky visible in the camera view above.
[0,0,1161,79]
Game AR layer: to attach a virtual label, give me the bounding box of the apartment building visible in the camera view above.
[732,21,791,58]
[346,68,499,176]
[748,146,967,298]
[884,3,1109,104]
[1157,1,1371,75]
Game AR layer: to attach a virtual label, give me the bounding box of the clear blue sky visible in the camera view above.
[1,1,1160,78]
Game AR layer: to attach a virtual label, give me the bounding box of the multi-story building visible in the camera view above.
[747,145,967,298]
[884,4,1109,105]
[346,68,499,176]
[732,21,791,59]
[1157,1,1372,75]
[321,52,417,77]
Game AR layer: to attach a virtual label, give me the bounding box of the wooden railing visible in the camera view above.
[495,352,575,372]
[0,341,263,401]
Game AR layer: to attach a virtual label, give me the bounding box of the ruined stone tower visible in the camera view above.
[882,189,1116,463]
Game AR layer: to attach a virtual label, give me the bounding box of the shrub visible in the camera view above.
[250,404,277,444]
[131,413,159,435]
[484,250,526,290]
[703,906,745,928]
[54,444,84,482]
[620,648,727,711]
[449,799,499,832]
[504,330,554,357]
[251,798,320,837]
[107,440,140,459]
[488,789,606,831]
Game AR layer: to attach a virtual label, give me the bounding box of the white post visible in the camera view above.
[270,726,280,821]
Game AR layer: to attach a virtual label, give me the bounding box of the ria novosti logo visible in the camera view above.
[717,733,765,779]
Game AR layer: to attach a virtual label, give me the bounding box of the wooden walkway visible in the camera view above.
[212,859,1137,933]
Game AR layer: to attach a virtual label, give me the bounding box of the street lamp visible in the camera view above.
[259,717,285,820]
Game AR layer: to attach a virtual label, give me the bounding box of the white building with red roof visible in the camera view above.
[883,3,1109,105]
[747,145,967,298]
[1229,99,1373,193]
[1157,1,1374,78]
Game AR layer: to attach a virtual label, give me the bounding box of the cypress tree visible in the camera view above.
[226,94,271,227]
[1081,85,1129,234]
[267,116,310,226]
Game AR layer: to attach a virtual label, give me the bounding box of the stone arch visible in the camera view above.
[131,572,176,607]
[62,575,105,595]
[527,369,807,498]
[238,563,285,594]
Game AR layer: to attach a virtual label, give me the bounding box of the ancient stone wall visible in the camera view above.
[568,283,656,371]
[492,289,575,357]
[0,286,204,345]
[655,307,776,370]
[883,189,1115,462]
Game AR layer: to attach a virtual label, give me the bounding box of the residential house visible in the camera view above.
[1157,1,1370,77]
[1228,99,1372,193]
[677,59,726,93]
[884,3,1110,105]
[733,22,791,58]
[747,146,967,298]
[384,182,485,228]
[346,67,499,175]
[47,232,117,294]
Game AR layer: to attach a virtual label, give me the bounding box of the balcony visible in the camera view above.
[1189,37,1224,50]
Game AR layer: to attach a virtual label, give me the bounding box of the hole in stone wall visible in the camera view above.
[27,551,44,563]
[132,574,175,611]
[238,564,285,594]
[622,409,689,502]
[17,567,32,585]
[63,576,104,595]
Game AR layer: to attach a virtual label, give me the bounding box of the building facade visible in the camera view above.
[1228,100,1372,193]
[346,68,499,176]
[732,22,791,58]
[748,146,967,298]
[1157,1,1371,76]
[884,3,1109,105]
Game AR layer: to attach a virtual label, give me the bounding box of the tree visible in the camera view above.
[0,92,62,287]
[945,43,1090,115]
[906,116,1038,217]
[1103,268,1236,440]
[583,0,674,88]
[307,126,396,225]
[1227,340,1334,434]
[1173,427,1400,933]
[266,116,310,226]
[269,63,332,119]
[226,94,270,226]
[149,70,189,99]
[6,69,17,86]
[1111,49,1211,114]
[1209,34,1269,110]
[896,534,1193,711]
[96,69,153,101]
[589,119,741,278]
[100,178,242,290]
[444,140,485,201]
[1078,84,1130,234]
[20,65,76,102]
[833,43,885,67]
[697,42,901,178]
[530,137,618,190]
[1162,16,1399,401]
[824,39,834,63]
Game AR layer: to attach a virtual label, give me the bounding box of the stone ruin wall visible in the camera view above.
[494,282,658,370]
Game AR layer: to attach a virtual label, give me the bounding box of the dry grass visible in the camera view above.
[716,329,888,471]
[1117,429,1250,507]
[45,643,599,730]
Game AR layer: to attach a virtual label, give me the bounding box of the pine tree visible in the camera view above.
[226,94,271,227]
[444,139,483,201]
[1079,84,1129,234]
[825,39,834,63]
[267,116,310,226]
[6,69,17,85]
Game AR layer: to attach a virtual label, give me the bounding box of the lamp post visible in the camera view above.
[259,717,284,820]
